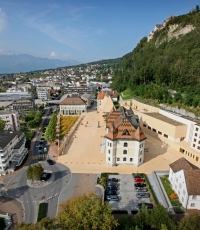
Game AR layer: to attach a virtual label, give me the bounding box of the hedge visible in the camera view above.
[37,202,47,222]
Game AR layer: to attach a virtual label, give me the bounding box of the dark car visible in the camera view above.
[107,181,119,187]
[106,195,119,201]
[134,183,146,188]
[107,178,119,183]
[137,203,153,209]
[134,187,148,192]
[133,174,143,179]
[107,185,118,190]
[105,190,117,195]
[106,187,117,192]
[47,159,55,165]
[136,192,150,198]
[40,173,51,181]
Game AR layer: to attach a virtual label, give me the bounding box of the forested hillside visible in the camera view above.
[112,8,200,108]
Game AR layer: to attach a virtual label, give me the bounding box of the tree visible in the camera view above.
[196,5,200,12]
[57,193,118,230]
[134,205,151,229]
[0,217,6,230]
[0,119,5,132]
[44,114,57,143]
[32,163,44,181]
[178,212,200,230]
[26,165,33,180]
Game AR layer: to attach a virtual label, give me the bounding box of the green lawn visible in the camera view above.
[160,175,184,211]
[121,89,134,100]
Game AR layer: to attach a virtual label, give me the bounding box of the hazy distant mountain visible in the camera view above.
[0,54,80,74]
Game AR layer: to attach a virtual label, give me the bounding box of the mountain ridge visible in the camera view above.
[0,54,80,74]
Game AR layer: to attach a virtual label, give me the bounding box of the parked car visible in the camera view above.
[106,195,119,201]
[40,173,51,181]
[136,192,150,198]
[134,178,145,183]
[133,174,143,179]
[107,185,118,190]
[38,155,42,161]
[47,159,55,165]
[137,203,153,209]
[107,178,119,183]
[134,187,148,192]
[134,183,146,188]
[105,190,117,195]
[107,181,119,186]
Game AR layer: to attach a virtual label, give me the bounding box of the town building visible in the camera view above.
[105,106,146,167]
[63,86,93,96]
[81,93,93,107]
[10,99,35,112]
[0,111,20,131]
[37,87,49,100]
[169,157,200,210]
[59,97,87,115]
[0,131,28,175]
[0,92,33,101]
[97,93,114,115]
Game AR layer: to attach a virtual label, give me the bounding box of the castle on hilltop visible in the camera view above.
[147,15,174,42]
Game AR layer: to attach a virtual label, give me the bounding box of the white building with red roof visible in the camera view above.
[105,106,146,167]
[169,157,200,210]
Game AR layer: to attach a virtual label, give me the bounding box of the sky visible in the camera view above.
[0,0,198,63]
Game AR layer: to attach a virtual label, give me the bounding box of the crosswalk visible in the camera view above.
[32,154,48,160]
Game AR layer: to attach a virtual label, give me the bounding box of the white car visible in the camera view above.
[44,147,47,152]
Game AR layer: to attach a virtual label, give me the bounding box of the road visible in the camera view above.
[3,162,72,223]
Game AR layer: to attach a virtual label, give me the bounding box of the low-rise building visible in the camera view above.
[169,157,200,210]
[0,111,20,131]
[81,93,93,107]
[0,92,33,101]
[0,131,28,175]
[105,106,146,167]
[59,97,87,115]
[10,99,35,112]
[37,87,49,100]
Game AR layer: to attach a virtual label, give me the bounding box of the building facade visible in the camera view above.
[0,131,28,175]
[169,157,200,210]
[105,106,146,167]
[0,111,20,131]
[10,99,35,112]
[60,97,87,115]
[37,88,49,100]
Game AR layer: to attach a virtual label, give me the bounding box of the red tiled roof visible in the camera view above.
[60,97,86,105]
[97,92,106,100]
[105,106,146,141]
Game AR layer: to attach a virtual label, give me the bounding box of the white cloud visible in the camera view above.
[50,51,58,57]
[0,9,8,33]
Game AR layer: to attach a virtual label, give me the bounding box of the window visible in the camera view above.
[158,131,162,135]
[140,151,142,155]
[148,126,151,130]
[108,150,110,154]
[178,190,180,195]
[123,150,127,154]
[139,158,142,162]
[192,195,197,200]
[122,129,130,136]
[108,157,110,161]
[123,142,128,147]
[130,158,133,162]
[193,144,196,147]
[123,157,126,161]
[110,143,112,147]
[195,133,197,137]
[183,190,186,195]
[143,124,146,127]
[191,203,195,207]
[196,127,199,132]
[152,128,156,132]
[117,158,120,161]
[179,183,182,188]
[194,138,197,142]
[164,134,168,138]
[107,142,109,146]
[181,197,184,202]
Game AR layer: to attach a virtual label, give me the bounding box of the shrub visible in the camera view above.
[170,193,178,199]
[37,203,47,222]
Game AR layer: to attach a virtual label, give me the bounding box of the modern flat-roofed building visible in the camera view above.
[0,131,28,175]
[0,92,33,101]
[37,87,49,100]
[10,99,35,112]
[0,111,20,131]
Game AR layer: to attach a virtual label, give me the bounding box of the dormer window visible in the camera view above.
[124,142,128,147]
[122,129,130,136]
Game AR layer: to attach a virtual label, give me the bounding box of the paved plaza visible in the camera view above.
[57,109,199,174]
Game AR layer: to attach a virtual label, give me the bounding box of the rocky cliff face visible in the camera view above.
[168,24,195,40]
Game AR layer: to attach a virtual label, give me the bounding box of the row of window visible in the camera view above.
[180,148,199,161]
[108,149,143,155]
[107,142,144,148]
[107,157,142,162]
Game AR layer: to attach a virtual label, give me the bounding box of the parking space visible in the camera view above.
[107,174,151,211]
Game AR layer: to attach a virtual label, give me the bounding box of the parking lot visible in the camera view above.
[107,174,151,212]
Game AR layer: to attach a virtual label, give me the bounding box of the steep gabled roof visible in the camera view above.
[169,157,199,173]
[184,169,200,195]
[105,106,146,141]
